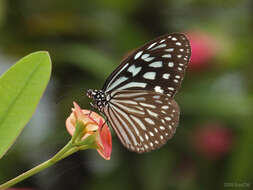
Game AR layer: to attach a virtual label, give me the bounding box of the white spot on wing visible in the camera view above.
[141,54,150,59]
[176,42,182,46]
[143,57,155,62]
[168,62,174,67]
[143,72,156,80]
[134,97,146,101]
[165,117,171,121]
[139,102,156,109]
[163,73,170,79]
[160,126,165,130]
[145,118,155,125]
[149,131,154,136]
[136,106,144,111]
[155,100,163,104]
[151,43,166,50]
[147,42,157,50]
[127,64,141,77]
[162,54,172,58]
[115,91,148,98]
[147,109,158,117]
[154,86,164,93]
[162,105,169,109]
[145,133,149,140]
[134,51,143,60]
[153,95,160,99]
[117,82,147,91]
[165,48,174,52]
[149,61,163,68]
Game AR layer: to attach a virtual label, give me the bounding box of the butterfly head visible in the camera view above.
[86,89,107,111]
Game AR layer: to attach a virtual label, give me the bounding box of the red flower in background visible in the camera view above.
[192,123,233,160]
[187,31,218,70]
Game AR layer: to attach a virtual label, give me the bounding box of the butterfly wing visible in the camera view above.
[103,90,180,153]
[102,33,191,98]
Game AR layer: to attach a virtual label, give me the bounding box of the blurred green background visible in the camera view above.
[0,0,253,190]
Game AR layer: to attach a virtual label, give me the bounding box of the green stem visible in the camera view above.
[51,140,73,161]
[0,140,74,190]
[60,146,80,160]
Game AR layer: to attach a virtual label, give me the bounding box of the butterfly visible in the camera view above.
[87,33,191,153]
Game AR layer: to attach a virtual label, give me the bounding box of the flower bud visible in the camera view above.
[66,102,112,160]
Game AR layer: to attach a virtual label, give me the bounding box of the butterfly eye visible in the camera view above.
[87,33,191,153]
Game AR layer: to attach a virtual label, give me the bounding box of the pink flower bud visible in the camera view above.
[187,31,218,70]
[66,102,112,160]
[192,123,233,160]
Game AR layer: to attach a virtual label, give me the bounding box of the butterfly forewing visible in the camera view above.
[102,33,191,98]
[103,90,180,153]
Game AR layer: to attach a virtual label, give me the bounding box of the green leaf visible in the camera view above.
[0,51,51,158]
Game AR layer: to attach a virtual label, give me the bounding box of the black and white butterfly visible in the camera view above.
[87,33,191,153]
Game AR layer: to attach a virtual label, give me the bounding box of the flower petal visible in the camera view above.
[96,119,112,160]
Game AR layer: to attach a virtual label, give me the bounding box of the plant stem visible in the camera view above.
[0,140,74,190]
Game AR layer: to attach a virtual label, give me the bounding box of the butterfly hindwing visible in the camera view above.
[103,90,180,153]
